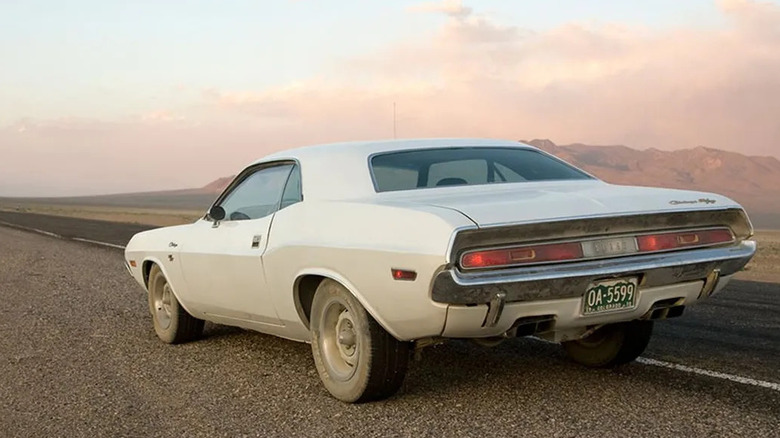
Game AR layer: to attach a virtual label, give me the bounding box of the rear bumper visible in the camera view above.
[441,277,732,339]
[432,241,756,305]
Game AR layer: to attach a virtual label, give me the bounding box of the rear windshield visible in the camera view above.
[370,147,592,192]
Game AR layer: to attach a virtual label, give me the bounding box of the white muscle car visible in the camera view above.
[124,138,756,402]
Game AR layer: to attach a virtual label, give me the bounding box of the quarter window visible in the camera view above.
[218,164,294,220]
[280,165,302,210]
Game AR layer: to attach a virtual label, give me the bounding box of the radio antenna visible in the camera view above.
[393,102,397,139]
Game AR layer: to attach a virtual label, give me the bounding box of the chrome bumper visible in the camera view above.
[431,241,756,305]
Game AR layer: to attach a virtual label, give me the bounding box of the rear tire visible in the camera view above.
[563,320,653,368]
[310,279,410,403]
[147,265,204,344]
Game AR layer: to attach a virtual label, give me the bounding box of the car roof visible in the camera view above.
[251,138,539,201]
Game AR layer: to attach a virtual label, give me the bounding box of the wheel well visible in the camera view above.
[295,275,326,329]
[142,261,155,289]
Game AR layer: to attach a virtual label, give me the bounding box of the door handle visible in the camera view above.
[251,235,262,249]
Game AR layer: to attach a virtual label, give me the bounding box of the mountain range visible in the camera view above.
[5,140,775,228]
[522,139,780,228]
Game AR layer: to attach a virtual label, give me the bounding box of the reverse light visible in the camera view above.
[461,242,583,269]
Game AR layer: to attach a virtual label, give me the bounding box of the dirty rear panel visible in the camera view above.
[449,208,752,265]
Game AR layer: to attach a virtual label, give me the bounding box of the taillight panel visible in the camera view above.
[459,227,735,270]
[461,242,583,269]
[636,229,734,252]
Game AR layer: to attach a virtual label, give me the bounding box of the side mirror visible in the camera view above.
[209,205,226,222]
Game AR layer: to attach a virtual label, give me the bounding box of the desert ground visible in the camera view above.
[740,229,780,283]
[0,221,778,437]
[0,200,203,227]
[0,203,777,437]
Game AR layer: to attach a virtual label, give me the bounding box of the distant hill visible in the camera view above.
[525,139,780,229]
[193,140,780,228]
[3,142,777,228]
[0,175,237,212]
[199,176,234,194]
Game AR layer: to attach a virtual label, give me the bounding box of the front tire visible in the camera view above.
[563,320,653,368]
[310,279,410,403]
[147,265,204,344]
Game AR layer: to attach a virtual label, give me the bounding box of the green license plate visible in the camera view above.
[582,278,638,315]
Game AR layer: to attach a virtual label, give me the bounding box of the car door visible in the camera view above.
[178,162,296,327]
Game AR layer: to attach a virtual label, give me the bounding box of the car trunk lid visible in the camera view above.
[382,180,738,227]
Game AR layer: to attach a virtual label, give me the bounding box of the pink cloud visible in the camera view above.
[2,0,779,196]
[407,0,473,19]
[207,0,780,157]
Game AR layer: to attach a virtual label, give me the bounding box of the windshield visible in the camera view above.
[370,147,593,192]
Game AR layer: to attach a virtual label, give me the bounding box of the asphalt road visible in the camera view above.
[0,215,778,437]
[0,210,154,247]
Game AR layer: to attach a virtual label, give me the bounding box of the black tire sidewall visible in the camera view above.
[563,320,653,368]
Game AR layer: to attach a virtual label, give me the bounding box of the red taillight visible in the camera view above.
[637,229,733,252]
[460,228,734,270]
[461,242,583,269]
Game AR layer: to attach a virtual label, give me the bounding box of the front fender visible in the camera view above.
[140,255,200,319]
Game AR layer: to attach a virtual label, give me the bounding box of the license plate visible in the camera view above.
[582,277,638,315]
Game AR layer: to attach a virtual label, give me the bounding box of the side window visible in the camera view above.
[218,164,293,221]
[280,165,302,210]
[427,159,488,187]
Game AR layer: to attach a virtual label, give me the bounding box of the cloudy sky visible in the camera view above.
[1,0,778,196]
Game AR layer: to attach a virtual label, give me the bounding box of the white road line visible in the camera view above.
[636,357,780,392]
[72,237,126,250]
[0,220,126,250]
[531,336,780,392]
[0,220,64,239]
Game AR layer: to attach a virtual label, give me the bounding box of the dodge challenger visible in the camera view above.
[124,138,756,402]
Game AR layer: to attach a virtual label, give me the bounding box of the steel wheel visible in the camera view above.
[318,299,359,381]
[310,279,410,403]
[151,280,174,331]
[146,264,204,344]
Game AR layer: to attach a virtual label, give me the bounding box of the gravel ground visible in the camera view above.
[0,226,779,438]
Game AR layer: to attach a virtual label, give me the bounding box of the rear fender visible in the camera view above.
[294,267,403,341]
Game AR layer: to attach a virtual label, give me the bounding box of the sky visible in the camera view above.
[1,0,779,196]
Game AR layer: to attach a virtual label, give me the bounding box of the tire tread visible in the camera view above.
[170,303,205,344]
[563,320,653,368]
[358,316,410,402]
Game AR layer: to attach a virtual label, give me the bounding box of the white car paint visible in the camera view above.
[124,138,755,343]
